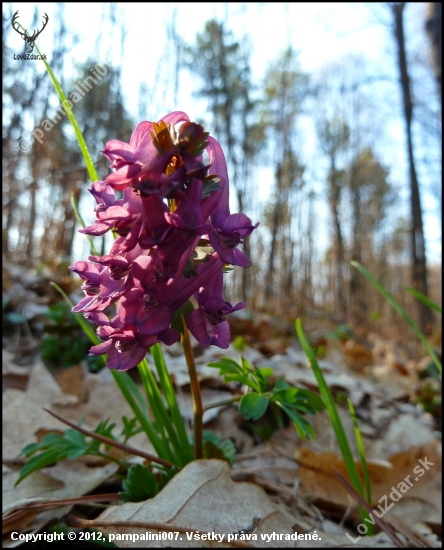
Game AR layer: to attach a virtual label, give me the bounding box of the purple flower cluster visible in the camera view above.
[70,111,258,371]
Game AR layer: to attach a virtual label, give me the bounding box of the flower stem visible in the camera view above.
[181,320,203,459]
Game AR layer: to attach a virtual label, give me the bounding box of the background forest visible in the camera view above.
[3,2,442,342]
[2,3,442,547]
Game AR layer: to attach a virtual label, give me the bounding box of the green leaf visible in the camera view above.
[203,439,235,466]
[240,356,251,375]
[207,358,242,375]
[225,373,260,391]
[271,387,324,413]
[239,393,269,420]
[170,300,195,334]
[120,464,157,502]
[252,365,273,392]
[258,367,274,380]
[15,449,67,486]
[219,439,236,465]
[20,433,62,457]
[121,417,143,443]
[202,177,221,198]
[88,419,117,452]
[202,430,221,445]
[277,404,314,439]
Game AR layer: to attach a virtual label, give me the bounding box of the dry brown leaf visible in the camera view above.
[342,341,375,371]
[2,361,157,462]
[54,365,89,403]
[72,458,407,548]
[295,443,441,526]
[3,461,118,547]
[93,459,301,548]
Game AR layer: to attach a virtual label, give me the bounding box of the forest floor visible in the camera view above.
[2,263,442,548]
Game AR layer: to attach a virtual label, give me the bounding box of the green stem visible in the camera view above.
[110,371,168,461]
[70,194,100,256]
[296,319,371,529]
[92,451,127,469]
[203,395,242,412]
[137,359,181,465]
[21,25,98,183]
[151,344,195,463]
[182,321,203,459]
[348,399,372,507]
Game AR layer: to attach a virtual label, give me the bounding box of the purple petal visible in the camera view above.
[89,340,114,355]
[79,221,114,236]
[136,304,171,335]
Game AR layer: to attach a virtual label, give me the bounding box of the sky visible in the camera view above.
[4,2,441,262]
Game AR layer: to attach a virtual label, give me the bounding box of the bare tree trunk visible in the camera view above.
[392,2,433,331]
[426,2,442,100]
[329,161,347,321]
[24,181,37,267]
[265,163,282,304]
[349,162,366,324]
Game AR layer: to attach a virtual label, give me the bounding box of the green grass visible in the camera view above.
[351,261,441,375]
[296,318,373,533]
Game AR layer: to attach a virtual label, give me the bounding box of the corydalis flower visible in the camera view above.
[71,111,258,371]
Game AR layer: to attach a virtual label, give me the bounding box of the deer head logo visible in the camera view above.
[12,11,49,55]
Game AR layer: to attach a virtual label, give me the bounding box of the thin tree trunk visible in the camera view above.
[25,181,37,267]
[265,163,282,304]
[349,162,366,324]
[329,160,347,321]
[426,2,442,100]
[393,2,433,331]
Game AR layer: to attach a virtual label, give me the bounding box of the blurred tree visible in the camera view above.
[348,148,392,324]
[261,48,309,312]
[425,2,442,100]
[317,118,350,321]
[2,4,133,269]
[390,2,433,332]
[185,20,263,302]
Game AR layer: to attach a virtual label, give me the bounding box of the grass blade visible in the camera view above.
[70,193,100,256]
[151,344,195,463]
[405,287,442,315]
[137,358,181,465]
[351,261,441,375]
[348,398,372,506]
[296,318,372,530]
[110,369,168,460]
[28,35,98,183]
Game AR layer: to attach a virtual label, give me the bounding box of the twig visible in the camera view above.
[388,514,438,548]
[3,494,120,527]
[43,408,179,469]
[332,468,407,548]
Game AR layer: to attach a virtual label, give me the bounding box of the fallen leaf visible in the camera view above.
[91,459,300,548]
[295,443,441,526]
[3,461,118,547]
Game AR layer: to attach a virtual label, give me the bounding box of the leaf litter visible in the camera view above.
[2,296,442,548]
